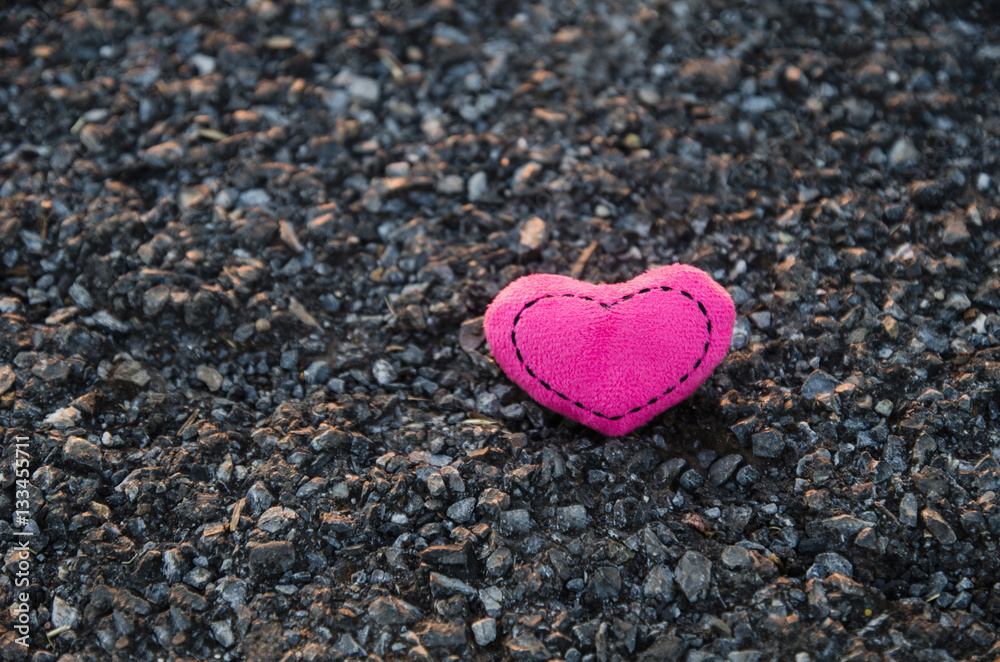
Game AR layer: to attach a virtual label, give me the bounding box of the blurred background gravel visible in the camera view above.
[1,1,999,660]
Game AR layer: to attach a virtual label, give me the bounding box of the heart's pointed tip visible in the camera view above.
[593,423,640,437]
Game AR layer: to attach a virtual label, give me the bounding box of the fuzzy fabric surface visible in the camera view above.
[484,265,736,436]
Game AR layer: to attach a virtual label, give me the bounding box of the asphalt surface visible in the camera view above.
[1,1,999,661]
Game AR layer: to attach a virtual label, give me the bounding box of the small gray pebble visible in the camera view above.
[735,465,761,486]
[679,469,704,491]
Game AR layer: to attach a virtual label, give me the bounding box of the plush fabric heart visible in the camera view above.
[484,265,735,436]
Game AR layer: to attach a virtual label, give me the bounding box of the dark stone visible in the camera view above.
[708,454,743,486]
[419,544,468,565]
[506,632,552,661]
[587,566,622,600]
[752,429,785,458]
[415,621,466,649]
[247,541,296,575]
[638,635,686,661]
[62,437,102,471]
[369,596,422,625]
[679,469,704,491]
[653,458,687,487]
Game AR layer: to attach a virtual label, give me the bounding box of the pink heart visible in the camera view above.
[484,265,735,436]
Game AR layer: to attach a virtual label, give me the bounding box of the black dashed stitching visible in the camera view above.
[511,285,714,420]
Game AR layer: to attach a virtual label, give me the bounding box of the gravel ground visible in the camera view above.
[2,1,1000,661]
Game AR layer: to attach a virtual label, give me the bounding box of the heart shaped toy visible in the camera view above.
[484,265,735,436]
